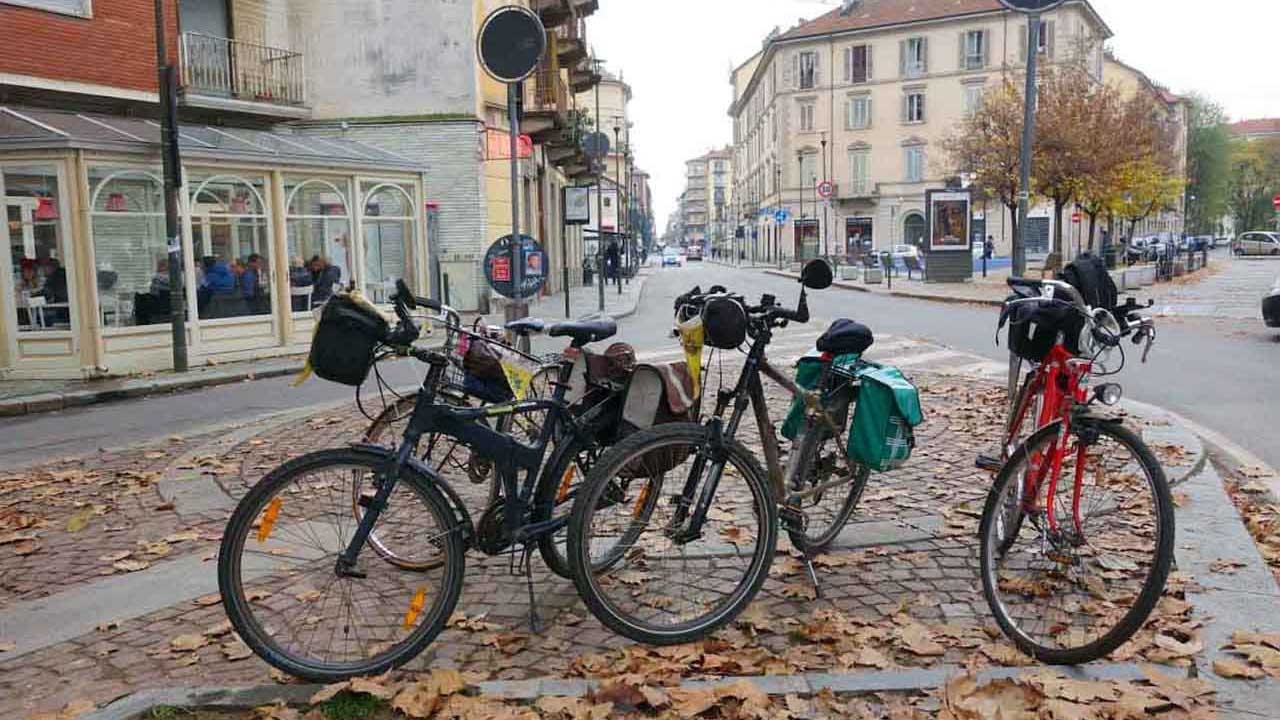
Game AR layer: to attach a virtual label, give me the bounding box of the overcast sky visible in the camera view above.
[585,0,1280,228]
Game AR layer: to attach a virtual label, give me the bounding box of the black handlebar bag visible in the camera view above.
[308,294,390,386]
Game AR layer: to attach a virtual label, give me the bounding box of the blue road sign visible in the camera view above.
[774,209,790,224]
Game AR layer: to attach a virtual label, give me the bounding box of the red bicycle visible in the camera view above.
[979,277,1173,664]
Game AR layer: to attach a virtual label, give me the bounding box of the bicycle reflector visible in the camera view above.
[1094,383,1123,406]
[256,497,282,542]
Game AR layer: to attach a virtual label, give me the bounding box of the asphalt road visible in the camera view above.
[1,261,1276,470]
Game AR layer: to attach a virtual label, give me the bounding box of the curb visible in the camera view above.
[0,362,304,419]
[82,662,1162,719]
[762,269,1003,307]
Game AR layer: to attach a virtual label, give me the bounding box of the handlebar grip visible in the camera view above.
[415,295,442,312]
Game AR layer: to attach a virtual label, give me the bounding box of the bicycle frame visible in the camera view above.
[672,327,857,541]
[336,352,586,573]
[1007,342,1093,538]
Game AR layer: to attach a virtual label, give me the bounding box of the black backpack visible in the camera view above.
[1060,252,1117,311]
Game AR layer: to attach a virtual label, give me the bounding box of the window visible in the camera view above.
[5,164,70,332]
[89,167,170,328]
[285,178,352,312]
[799,102,816,131]
[189,175,273,321]
[848,149,870,196]
[798,51,818,89]
[904,91,925,124]
[361,182,417,304]
[844,45,871,84]
[902,37,928,78]
[963,83,986,115]
[905,147,925,183]
[847,95,872,130]
[963,30,987,70]
[0,0,91,17]
[1021,20,1055,59]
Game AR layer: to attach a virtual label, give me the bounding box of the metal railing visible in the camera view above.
[526,61,568,113]
[179,32,306,106]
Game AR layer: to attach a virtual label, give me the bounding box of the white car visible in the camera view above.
[890,244,920,261]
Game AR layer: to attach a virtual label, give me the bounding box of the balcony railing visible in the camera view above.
[179,32,306,107]
[525,61,569,114]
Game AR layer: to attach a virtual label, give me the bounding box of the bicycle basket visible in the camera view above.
[1004,298,1084,363]
[308,293,390,386]
[618,362,700,477]
[781,351,860,441]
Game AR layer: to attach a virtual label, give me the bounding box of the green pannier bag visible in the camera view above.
[848,363,924,471]
[781,351,861,441]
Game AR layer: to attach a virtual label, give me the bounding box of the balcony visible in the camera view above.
[178,32,308,119]
[555,19,589,66]
[523,61,570,144]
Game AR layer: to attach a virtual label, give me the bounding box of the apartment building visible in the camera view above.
[294,0,602,313]
[679,148,733,251]
[0,0,433,379]
[729,0,1128,262]
[1228,118,1280,142]
[575,69,636,260]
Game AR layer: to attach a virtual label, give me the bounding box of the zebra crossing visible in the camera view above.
[634,317,1009,383]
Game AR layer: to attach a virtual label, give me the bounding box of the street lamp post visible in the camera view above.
[775,164,783,267]
[821,133,829,259]
[797,151,806,261]
[998,0,1067,276]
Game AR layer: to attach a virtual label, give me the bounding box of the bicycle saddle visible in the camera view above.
[548,318,618,347]
[505,318,546,336]
[817,318,874,355]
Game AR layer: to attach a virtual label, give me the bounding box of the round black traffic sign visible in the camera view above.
[477,6,547,83]
[997,0,1066,12]
[484,234,546,300]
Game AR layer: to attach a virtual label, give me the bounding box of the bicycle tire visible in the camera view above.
[787,395,868,555]
[218,448,465,681]
[979,420,1174,665]
[567,422,777,646]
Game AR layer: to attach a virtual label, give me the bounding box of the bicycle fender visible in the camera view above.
[346,443,476,549]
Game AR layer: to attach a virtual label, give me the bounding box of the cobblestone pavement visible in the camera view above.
[0,342,1237,717]
[1149,254,1279,321]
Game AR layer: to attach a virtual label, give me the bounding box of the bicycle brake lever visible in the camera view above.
[1141,329,1155,364]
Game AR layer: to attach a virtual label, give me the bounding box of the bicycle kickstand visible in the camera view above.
[803,554,824,600]
[518,544,544,635]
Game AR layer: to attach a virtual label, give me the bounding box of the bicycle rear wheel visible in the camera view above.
[979,420,1174,664]
[567,423,777,646]
[787,394,868,555]
[219,448,465,681]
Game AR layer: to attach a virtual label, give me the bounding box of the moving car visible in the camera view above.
[1265,276,1280,328]
[890,244,920,261]
[661,248,683,267]
[1233,232,1280,257]
[686,244,704,261]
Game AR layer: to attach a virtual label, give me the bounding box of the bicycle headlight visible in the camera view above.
[1094,383,1123,406]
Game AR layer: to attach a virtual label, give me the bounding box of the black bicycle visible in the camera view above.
[565,260,882,645]
[217,282,626,681]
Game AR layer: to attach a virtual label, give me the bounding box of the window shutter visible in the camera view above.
[866,46,874,80]
[982,30,990,67]
[899,40,907,77]
[844,47,852,83]
[959,33,966,70]
[1020,26,1028,62]
[902,94,909,123]
[1046,21,1057,58]
[814,51,821,86]
[921,37,928,74]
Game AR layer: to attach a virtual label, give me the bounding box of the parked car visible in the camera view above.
[1214,236,1231,249]
[890,244,920,261]
[661,248,683,267]
[686,244,704,261]
[1233,232,1280,257]
[1185,236,1213,253]
[1265,277,1280,328]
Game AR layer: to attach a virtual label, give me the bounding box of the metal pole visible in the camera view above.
[155,0,187,373]
[614,126,622,295]
[1014,14,1041,278]
[798,153,805,262]
[594,73,605,312]
[507,82,527,336]
[821,134,829,259]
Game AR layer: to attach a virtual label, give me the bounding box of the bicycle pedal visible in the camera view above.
[779,505,807,534]
[976,454,1004,473]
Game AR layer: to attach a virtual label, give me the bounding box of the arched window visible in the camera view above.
[285,178,351,312]
[189,175,272,320]
[361,182,416,304]
[89,167,170,328]
[903,212,927,247]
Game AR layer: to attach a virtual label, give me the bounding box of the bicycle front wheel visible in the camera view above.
[980,420,1174,664]
[218,448,465,681]
[567,423,777,646]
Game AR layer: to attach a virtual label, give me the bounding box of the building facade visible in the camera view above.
[679,148,733,252]
[0,0,432,379]
[727,0,1163,264]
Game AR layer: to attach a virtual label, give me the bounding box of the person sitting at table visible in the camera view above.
[204,257,236,294]
[151,257,171,295]
[288,256,313,311]
[14,259,41,327]
[309,255,342,304]
[37,258,70,326]
[240,253,267,314]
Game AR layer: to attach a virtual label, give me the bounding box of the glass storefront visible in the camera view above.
[5,164,69,332]
[360,182,415,303]
[89,167,171,328]
[190,174,272,321]
[285,177,352,312]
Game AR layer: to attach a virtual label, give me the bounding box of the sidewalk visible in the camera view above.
[764,266,1011,306]
[0,272,649,419]
[2,355,1276,718]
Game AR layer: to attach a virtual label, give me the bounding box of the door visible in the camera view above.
[845,217,873,260]
[178,0,233,97]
